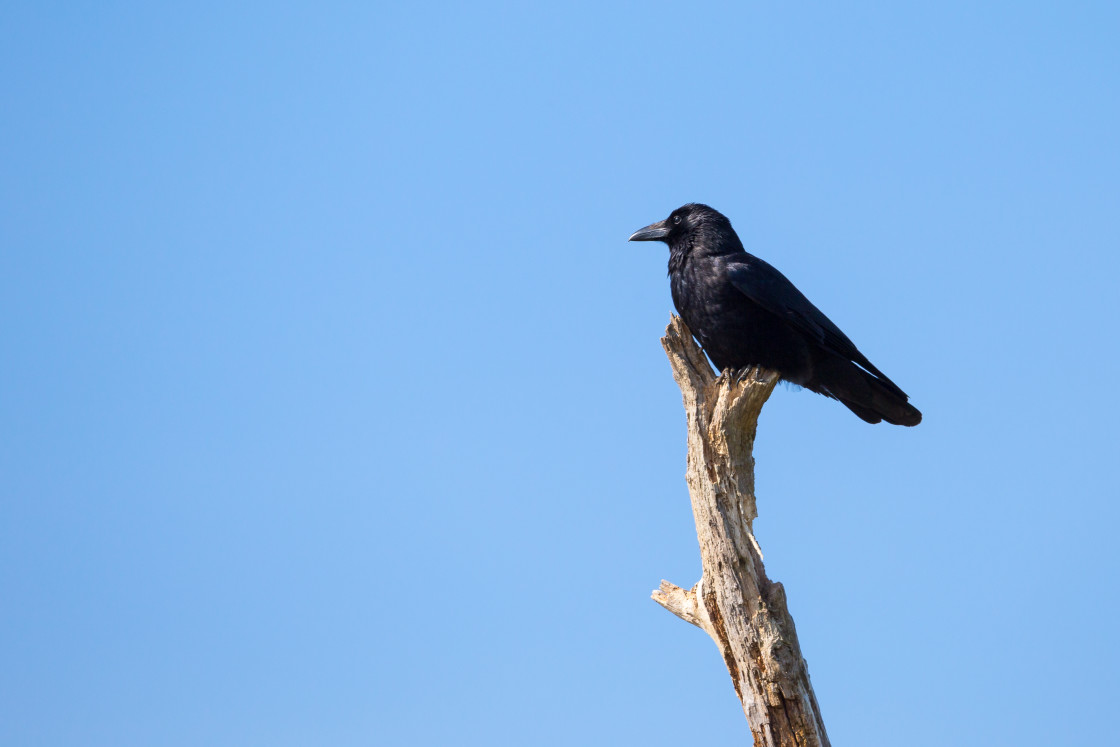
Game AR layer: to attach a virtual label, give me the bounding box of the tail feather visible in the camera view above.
[810,355,922,427]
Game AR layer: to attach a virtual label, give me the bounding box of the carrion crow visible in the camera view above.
[630,203,921,426]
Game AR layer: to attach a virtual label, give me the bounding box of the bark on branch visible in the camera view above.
[653,315,830,747]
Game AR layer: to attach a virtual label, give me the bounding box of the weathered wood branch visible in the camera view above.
[653,315,830,747]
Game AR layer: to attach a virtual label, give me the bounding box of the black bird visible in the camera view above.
[630,203,921,426]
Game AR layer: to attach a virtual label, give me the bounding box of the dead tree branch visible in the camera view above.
[653,315,830,747]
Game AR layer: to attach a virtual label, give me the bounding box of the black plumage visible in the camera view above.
[630,203,921,426]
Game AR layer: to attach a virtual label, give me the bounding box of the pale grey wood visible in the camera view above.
[653,315,830,747]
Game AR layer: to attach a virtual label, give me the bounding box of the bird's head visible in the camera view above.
[628,203,739,256]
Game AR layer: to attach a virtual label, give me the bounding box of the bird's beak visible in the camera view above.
[628,219,671,242]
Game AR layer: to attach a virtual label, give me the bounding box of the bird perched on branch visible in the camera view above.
[630,203,921,426]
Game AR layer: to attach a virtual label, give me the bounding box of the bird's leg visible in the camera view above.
[734,366,753,384]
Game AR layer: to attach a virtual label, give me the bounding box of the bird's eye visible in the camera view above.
[672,215,682,225]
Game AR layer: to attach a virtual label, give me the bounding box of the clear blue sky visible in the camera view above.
[2,3,1118,745]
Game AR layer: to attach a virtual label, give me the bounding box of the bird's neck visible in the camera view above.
[667,244,689,276]
[668,235,742,276]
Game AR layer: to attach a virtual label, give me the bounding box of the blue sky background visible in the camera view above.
[2,2,1118,745]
